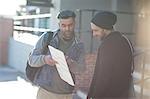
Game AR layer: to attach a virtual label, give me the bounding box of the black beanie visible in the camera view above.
[91,11,117,29]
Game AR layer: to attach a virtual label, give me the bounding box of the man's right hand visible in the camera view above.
[44,55,58,66]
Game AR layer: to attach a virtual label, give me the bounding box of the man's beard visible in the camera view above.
[62,31,74,41]
[100,32,107,41]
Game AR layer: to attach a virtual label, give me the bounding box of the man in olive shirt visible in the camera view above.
[28,10,85,99]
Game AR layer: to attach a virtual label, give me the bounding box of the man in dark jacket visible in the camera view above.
[87,11,134,99]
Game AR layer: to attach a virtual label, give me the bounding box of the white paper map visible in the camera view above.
[48,45,75,86]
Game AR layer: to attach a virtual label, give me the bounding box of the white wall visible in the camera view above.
[49,0,61,31]
[8,38,33,73]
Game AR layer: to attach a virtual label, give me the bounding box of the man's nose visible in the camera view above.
[65,26,70,31]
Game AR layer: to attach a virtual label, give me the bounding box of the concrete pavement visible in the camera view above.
[0,65,150,99]
[0,65,38,99]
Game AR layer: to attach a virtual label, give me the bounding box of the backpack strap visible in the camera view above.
[42,31,53,54]
[46,31,53,45]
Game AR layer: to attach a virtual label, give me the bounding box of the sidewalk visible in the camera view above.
[0,66,38,99]
[0,65,88,99]
[0,64,150,99]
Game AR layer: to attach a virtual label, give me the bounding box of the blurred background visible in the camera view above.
[0,0,150,99]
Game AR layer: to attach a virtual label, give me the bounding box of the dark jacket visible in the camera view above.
[87,31,134,99]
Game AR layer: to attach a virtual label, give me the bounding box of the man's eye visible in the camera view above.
[61,25,66,27]
[93,30,97,32]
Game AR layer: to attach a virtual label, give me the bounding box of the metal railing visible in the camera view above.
[13,13,51,36]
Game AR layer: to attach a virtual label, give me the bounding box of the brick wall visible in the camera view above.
[75,53,97,93]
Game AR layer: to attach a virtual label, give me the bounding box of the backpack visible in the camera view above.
[26,31,53,83]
